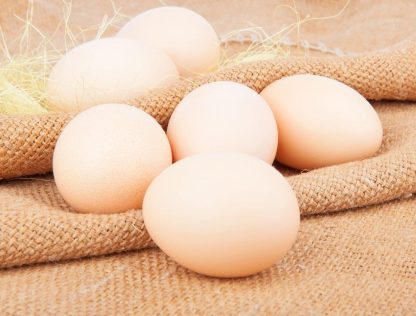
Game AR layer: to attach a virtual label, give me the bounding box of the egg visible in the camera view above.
[47,38,179,112]
[53,103,172,214]
[260,74,383,170]
[117,6,220,76]
[167,81,278,164]
[143,153,300,278]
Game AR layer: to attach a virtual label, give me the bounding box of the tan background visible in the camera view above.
[1,0,416,55]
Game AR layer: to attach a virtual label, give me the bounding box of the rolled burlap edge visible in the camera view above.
[0,43,415,269]
[1,42,415,180]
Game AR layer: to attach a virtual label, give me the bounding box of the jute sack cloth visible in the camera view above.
[1,34,416,268]
[0,195,415,315]
[1,50,416,268]
[1,43,416,180]
[1,100,416,269]
[1,0,416,314]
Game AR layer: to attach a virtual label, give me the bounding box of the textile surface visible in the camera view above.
[0,0,415,314]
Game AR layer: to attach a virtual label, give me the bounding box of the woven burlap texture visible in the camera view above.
[1,42,416,270]
[1,195,415,315]
[1,101,415,269]
[1,43,416,180]
[1,0,416,313]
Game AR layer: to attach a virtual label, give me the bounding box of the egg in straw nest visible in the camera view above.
[0,0,350,116]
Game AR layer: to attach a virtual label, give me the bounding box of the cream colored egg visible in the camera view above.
[47,38,179,112]
[167,81,278,164]
[261,74,383,170]
[53,103,172,214]
[117,6,220,76]
[143,153,300,278]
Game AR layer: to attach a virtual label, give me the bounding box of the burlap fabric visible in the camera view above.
[1,43,416,180]
[1,100,416,269]
[1,0,416,314]
[1,195,415,315]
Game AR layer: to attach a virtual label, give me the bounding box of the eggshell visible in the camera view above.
[260,74,383,170]
[117,6,220,76]
[53,103,172,214]
[143,153,300,278]
[167,81,278,164]
[47,38,179,112]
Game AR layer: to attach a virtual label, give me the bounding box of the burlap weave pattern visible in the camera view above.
[1,101,415,269]
[1,43,415,180]
[1,195,415,315]
[1,0,416,314]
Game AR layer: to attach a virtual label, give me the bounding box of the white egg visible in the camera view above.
[53,103,172,214]
[143,153,300,277]
[47,38,179,112]
[117,6,220,76]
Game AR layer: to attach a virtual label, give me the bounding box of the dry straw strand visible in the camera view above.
[0,0,354,115]
[0,0,128,115]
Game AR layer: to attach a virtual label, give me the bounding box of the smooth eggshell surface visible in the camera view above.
[117,6,220,76]
[167,81,278,164]
[260,74,383,170]
[47,38,178,112]
[143,153,300,278]
[53,103,172,214]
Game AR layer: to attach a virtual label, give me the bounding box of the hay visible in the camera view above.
[0,0,351,115]
[0,0,127,115]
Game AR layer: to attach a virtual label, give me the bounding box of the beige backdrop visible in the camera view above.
[1,0,416,55]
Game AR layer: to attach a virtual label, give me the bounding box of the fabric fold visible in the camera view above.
[1,102,415,269]
[1,43,415,180]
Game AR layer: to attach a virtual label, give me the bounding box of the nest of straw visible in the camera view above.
[0,0,350,115]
